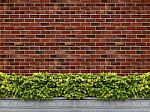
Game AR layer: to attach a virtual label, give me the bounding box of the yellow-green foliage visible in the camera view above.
[0,72,150,100]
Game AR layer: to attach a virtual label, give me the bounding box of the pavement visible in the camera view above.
[0,98,150,112]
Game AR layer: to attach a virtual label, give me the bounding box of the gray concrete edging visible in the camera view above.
[0,97,150,112]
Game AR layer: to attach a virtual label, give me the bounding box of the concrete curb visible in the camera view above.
[0,98,150,112]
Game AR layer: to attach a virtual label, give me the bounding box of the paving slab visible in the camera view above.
[0,98,150,112]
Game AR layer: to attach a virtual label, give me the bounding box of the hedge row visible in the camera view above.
[0,72,150,100]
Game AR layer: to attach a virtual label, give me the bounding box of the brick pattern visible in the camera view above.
[0,0,150,75]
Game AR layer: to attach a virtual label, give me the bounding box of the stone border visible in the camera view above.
[0,98,150,112]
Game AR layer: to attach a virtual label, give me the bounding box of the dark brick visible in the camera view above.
[5,43,14,46]
[86,51,95,54]
[36,35,46,38]
[106,11,114,14]
[41,23,49,26]
[106,19,114,22]
[35,51,44,54]
[50,0,59,3]
[137,50,144,54]
[5,19,14,22]
[0,55,9,58]
[56,43,65,46]
[55,66,64,69]
[142,23,150,26]
[101,0,109,3]
[55,19,64,22]
[60,6,69,10]
[101,55,110,58]
[91,23,100,26]
[0,0,9,3]
[58,4,65,7]
[58,59,65,62]
[50,55,59,58]
[86,35,96,38]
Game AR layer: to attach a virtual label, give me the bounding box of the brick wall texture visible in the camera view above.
[0,0,150,75]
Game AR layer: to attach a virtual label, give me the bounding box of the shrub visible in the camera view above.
[0,72,150,100]
[0,72,14,98]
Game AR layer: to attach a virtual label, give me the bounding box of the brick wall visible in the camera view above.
[0,0,150,75]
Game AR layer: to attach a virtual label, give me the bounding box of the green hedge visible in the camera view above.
[0,72,150,100]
